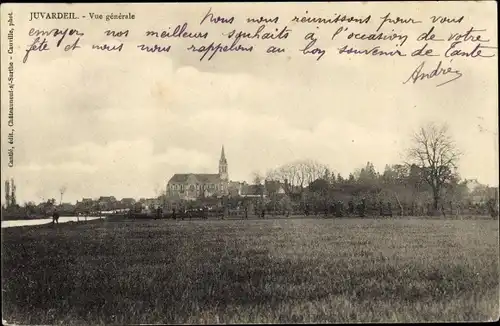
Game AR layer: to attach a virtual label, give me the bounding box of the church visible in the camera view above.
[166,146,230,200]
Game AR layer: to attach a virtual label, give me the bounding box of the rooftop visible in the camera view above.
[168,173,221,184]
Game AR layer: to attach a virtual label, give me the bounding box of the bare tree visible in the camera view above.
[59,185,67,205]
[406,123,461,213]
[302,159,329,184]
[268,163,299,190]
[252,171,263,185]
[267,159,330,193]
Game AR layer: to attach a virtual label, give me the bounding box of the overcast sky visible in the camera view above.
[1,2,498,204]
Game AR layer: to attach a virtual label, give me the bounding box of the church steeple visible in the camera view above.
[220,145,226,163]
[219,145,228,181]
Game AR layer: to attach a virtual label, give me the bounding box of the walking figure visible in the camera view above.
[52,210,60,224]
[441,203,446,217]
[172,208,176,220]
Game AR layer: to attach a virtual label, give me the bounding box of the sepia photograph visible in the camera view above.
[1,2,499,324]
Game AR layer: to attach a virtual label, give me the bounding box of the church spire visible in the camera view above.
[220,145,226,162]
[219,145,228,182]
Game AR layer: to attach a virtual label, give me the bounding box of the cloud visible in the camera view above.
[2,17,497,204]
[20,162,98,173]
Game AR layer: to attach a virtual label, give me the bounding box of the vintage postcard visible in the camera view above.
[1,1,498,324]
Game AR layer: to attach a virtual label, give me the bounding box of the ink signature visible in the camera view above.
[403,60,463,87]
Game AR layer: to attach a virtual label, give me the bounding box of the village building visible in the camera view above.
[97,196,117,211]
[167,146,230,201]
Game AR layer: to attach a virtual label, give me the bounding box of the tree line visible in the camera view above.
[255,123,498,218]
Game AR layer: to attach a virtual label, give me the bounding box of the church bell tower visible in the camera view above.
[219,145,228,182]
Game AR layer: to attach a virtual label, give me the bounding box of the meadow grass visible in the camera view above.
[2,217,499,324]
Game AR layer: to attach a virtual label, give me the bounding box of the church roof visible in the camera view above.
[168,173,221,184]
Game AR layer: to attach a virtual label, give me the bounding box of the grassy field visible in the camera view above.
[2,217,499,324]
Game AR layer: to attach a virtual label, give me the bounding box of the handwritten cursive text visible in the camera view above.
[403,60,463,87]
